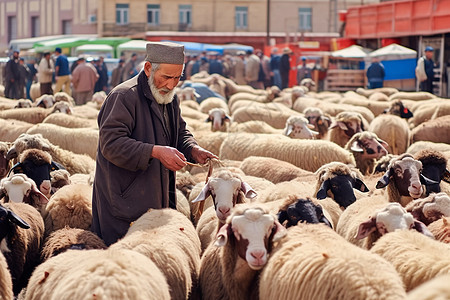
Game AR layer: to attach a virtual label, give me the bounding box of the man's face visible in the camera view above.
[425,51,433,60]
[146,62,183,104]
[13,52,19,59]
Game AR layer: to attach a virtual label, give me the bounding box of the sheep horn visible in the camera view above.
[376,169,392,189]
[420,174,440,186]
[316,179,330,199]
[6,147,18,160]
[7,209,31,229]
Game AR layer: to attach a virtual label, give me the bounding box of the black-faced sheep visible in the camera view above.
[277,196,332,228]
[405,192,450,226]
[368,114,410,155]
[303,107,332,139]
[6,133,95,175]
[328,111,365,148]
[282,115,318,139]
[24,248,171,300]
[344,131,389,175]
[371,229,450,292]
[40,227,107,262]
[383,100,413,119]
[0,251,13,300]
[199,203,286,300]
[0,202,44,294]
[414,149,450,195]
[259,223,407,300]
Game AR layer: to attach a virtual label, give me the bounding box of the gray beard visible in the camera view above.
[148,72,175,105]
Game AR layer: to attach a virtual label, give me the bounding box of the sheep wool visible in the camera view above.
[259,223,407,300]
[0,251,13,300]
[407,274,450,300]
[427,217,450,244]
[369,114,410,155]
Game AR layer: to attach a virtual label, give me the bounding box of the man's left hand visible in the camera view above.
[191,145,218,164]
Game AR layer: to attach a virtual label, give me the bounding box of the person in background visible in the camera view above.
[270,47,281,89]
[416,46,435,93]
[280,47,293,89]
[256,49,271,89]
[122,53,138,82]
[297,56,312,86]
[71,56,99,105]
[18,58,30,99]
[366,57,385,89]
[53,47,71,95]
[37,51,54,96]
[4,50,21,99]
[245,49,262,89]
[92,41,217,245]
[70,57,83,73]
[199,56,210,73]
[233,51,246,85]
[208,52,223,75]
[110,59,125,88]
[94,57,108,93]
[25,58,38,100]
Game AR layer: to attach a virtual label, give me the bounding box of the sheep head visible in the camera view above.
[406,192,450,225]
[414,149,449,195]
[36,94,55,108]
[356,203,433,240]
[282,115,318,139]
[329,111,364,138]
[384,100,413,119]
[277,197,332,228]
[346,131,388,159]
[215,205,286,270]
[6,133,52,161]
[304,107,331,137]
[0,173,49,206]
[206,108,230,132]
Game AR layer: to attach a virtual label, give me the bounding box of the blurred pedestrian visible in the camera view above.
[110,59,125,88]
[18,58,29,99]
[122,53,138,82]
[71,57,99,105]
[94,57,108,93]
[245,49,262,89]
[297,56,312,85]
[233,51,246,85]
[256,49,271,88]
[366,57,385,89]
[270,48,281,89]
[25,58,38,100]
[280,47,292,89]
[38,51,54,96]
[53,47,71,95]
[416,46,435,93]
[4,50,21,99]
[208,52,223,75]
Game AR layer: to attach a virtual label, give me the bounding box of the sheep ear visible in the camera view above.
[443,169,450,184]
[241,181,257,199]
[8,210,30,229]
[6,147,18,161]
[224,115,231,122]
[0,188,6,201]
[350,141,364,153]
[314,204,333,228]
[355,217,377,239]
[205,117,212,123]
[353,178,369,192]
[319,215,333,228]
[277,210,288,225]
[191,183,211,203]
[271,219,287,242]
[51,161,65,171]
[316,179,330,199]
[330,121,347,131]
[284,124,294,136]
[376,169,391,189]
[215,223,231,247]
[412,220,434,238]
[8,162,24,176]
[400,107,413,119]
[420,174,439,186]
[377,138,389,150]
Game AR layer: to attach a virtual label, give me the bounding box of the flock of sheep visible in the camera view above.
[0,71,450,300]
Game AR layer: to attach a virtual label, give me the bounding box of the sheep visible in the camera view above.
[227,90,275,109]
[227,120,282,134]
[176,171,201,201]
[0,118,34,143]
[199,97,229,114]
[14,99,33,108]
[0,173,49,209]
[282,115,318,139]
[42,113,98,129]
[111,208,201,300]
[336,197,432,249]
[7,133,96,175]
[339,96,391,116]
[90,91,107,108]
[70,104,100,120]
[314,162,369,208]
[368,114,410,155]
[199,203,287,300]
[376,153,438,206]
[272,86,305,108]
[407,274,450,300]
[356,87,399,97]
[383,100,414,119]
[177,86,200,101]
[0,141,11,179]
[406,101,450,128]
[26,123,98,159]
[0,251,13,300]
[368,91,389,101]
[328,111,366,148]
[24,248,171,300]
[410,115,450,144]
[221,77,265,96]
[180,99,201,110]
[372,153,397,174]
[191,131,228,156]
[344,131,389,175]
[219,133,355,172]
[232,105,301,129]
[206,108,231,132]
[0,98,23,110]
[427,217,450,244]
[389,91,436,101]
[29,83,41,102]
[176,189,191,219]
[40,227,107,262]
[407,141,450,156]
[405,192,450,226]
[0,202,44,294]
[277,196,332,228]
[259,223,407,300]
[0,102,72,124]
[180,105,209,120]
[49,169,71,193]
[42,184,93,238]
[414,149,450,195]
[239,156,314,184]
[34,94,55,108]
[371,229,450,291]
[303,107,332,139]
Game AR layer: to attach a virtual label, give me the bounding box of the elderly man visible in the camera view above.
[92,42,217,245]
[416,46,435,94]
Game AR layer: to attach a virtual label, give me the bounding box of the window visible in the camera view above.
[116,4,129,25]
[179,5,192,27]
[7,16,17,43]
[147,4,160,26]
[31,16,40,37]
[299,7,312,31]
[62,20,72,34]
[235,6,248,30]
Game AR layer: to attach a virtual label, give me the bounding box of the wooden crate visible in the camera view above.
[325,69,366,91]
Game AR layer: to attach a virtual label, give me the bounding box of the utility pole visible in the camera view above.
[266,0,271,46]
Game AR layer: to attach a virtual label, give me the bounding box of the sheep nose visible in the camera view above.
[40,180,51,192]
[411,182,421,191]
[250,250,265,260]
[218,207,230,215]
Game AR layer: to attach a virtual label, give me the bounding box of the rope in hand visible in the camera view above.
[185,158,224,217]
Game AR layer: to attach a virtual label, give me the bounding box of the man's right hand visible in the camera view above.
[151,145,187,171]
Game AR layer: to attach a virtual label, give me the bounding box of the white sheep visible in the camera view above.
[282,115,318,139]
[0,102,72,124]
[232,105,301,129]
[369,114,410,155]
[407,274,450,300]
[407,141,450,156]
[259,223,407,300]
[14,99,33,108]
[70,104,100,120]
[0,202,44,295]
[0,173,49,209]
[371,229,450,291]
[328,111,367,148]
[389,91,436,101]
[227,120,282,134]
[356,87,399,98]
[42,113,98,129]
[24,248,171,300]
[90,91,107,108]
[7,133,96,175]
[0,251,13,300]
[411,115,450,144]
[339,95,390,116]
[219,133,355,172]
[110,208,201,300]
[191,131,228,156]
[427,217,450,244]
[206,108,231,132]
[0,118,34,143]
[408,102,450,128]
[29,83,41,101]
[34,94,55,108]
[199,97,229,114]
[199,203,286,300]
[303,107,332,139]
[177,86,200,102]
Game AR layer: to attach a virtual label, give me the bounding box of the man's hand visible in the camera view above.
[191,145,218,164]
[152,145,187,171]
